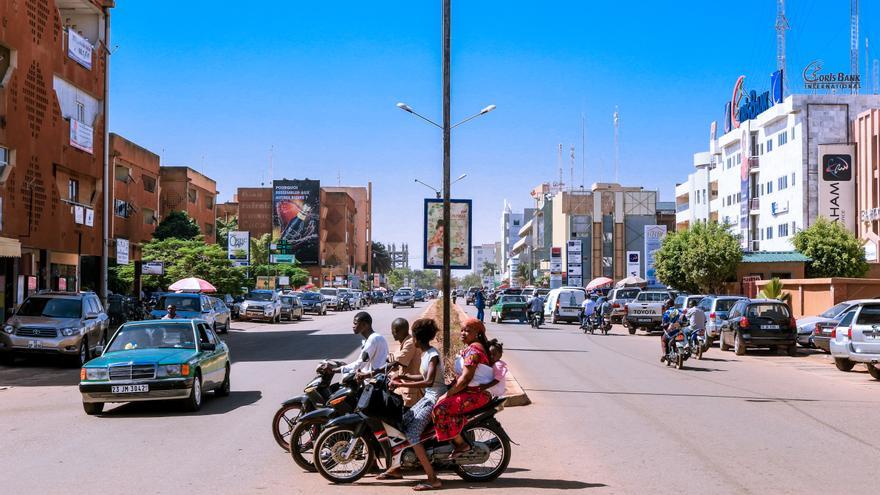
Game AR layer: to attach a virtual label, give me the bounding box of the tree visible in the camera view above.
[757,277,790,303]
[216,216,238,250]
[792,217,869,278]
[153,211,201,241]
[250,233,272,266]
[481,262,497,278]
[371,242,393,274]
[654,221,742,294]
[515,261,532,285]
[459,272,482,288]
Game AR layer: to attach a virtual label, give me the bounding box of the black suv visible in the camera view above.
[719,298,797,356]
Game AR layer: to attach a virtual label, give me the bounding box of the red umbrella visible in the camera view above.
[299,283,316,290]
[586,277,613,291]
[168,277,217,293]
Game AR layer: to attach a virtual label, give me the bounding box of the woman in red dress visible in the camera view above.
[432,317,494,457]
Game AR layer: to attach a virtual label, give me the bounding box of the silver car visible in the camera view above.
[829,302,880,379]
[795,300,875,348]
[1,291,110,366]
[209,297,232,333]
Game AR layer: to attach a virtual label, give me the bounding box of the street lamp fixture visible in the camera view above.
[414,174,467,199]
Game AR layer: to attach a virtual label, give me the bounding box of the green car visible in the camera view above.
[79,319,230,415]
[490,295,529,323]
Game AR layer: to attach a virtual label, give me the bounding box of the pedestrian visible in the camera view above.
[380,318,446,490]
[475,288,486,322]
[432,317,495,457]
[389,317,424,408]
[451,289,458,305]
[162,305,177,319]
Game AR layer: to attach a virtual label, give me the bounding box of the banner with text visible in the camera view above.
[644,225,667,285]
[272,179,320,265]
[227,231,250,267]
[818,144,856,233]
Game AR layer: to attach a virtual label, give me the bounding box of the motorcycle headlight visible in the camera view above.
[85,367,109,381]
[3,325,14,334]
[61,327,81,337]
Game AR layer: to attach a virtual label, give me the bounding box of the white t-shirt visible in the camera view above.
[420,347,447,400]
[342,332,389,374]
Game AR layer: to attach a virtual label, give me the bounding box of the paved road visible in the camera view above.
[2,302,879,494]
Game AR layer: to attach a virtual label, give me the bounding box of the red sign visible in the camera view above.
[58,278,67,291]
[27,276,37,291]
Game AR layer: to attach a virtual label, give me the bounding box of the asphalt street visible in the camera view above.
[2,302,879,494]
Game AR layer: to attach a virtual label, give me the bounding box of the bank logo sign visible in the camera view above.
[802,60,861,91]
[822,154,852,181]
[818,144,855,233]
[723,70,784,134]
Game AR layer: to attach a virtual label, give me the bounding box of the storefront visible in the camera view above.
[0,237,21,321]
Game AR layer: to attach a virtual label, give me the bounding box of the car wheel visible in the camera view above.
[392,304,396,309]
[83,402,104,415]
[834,358,855,372]
[734,332,746,356]
[551,313,558,324]
[296,314,303,321]
[786,344,798,357]
[868,364,880,380]
[184,372,203,412]
[720,333,731,352]
[216,364,231,397]
[77,338,89,366]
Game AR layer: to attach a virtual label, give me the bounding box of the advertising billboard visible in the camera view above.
[626,251,641,278]
[644,225,667,285]
[423,199,472,269]
[818,144,856,233]
[143,261,165,275]
[227,231,250,267]
[272,180,320,265]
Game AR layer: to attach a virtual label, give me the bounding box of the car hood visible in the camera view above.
[88,348,199,366]
[7,315,82,328]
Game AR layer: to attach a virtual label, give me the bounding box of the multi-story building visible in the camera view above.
[471,243,496,279]
[499,202,523,275]
[159,166,218,244]
[237,187,273,238]
[110,133,159,262]
[855,108,880,265]
[323,184,372,274]
[321,190,357,286]
[0,0,113,315]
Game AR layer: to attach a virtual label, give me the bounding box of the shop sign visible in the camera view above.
[278,276,290,286]
[864,241,878,263]
[116,239,129,265]
[85,208,94,227]
[74,206,84,224]
[860,208,880,223]
[228,231,250,267]
[423,199,472,270]
[802,60,861,91]
[143,261,164,275]
[626,251,641,278]
[723,71,784,134]
[818,144,856,233]
[67,29,93,70]
[644,225,667,285]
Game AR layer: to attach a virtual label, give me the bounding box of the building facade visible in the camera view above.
[472,243,496,278]
[498,202,523,277]
[855,108,880,263]
[236,187,272,239]
[159,166,218,244]
[109,133,159,262]
[320,190,357,286]
[323,184,372,274]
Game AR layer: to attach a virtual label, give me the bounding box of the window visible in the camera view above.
[68,179,79,203]
[142,174,156,193]
[0,146,9,181]
[778,175,788,190]
[205,195,214,210]
[766,139,773,152]
[736,153,742,164]
[778,223,789,237]
[767,181,773,194]
[114,199,130,218]
[838,311,856,328]
[143,207,156,225]
[766,227,773,240]
[856,306,880,325]
[187,188,197,203]
[727,157,732,169]
[75,100,85,122]
[737,192,742,203]
[205,223,214,235]
[115,164,130,182]
[778,131,788,146]
[791,172,796,185]
[791,221,796,233]
[790,127,795,140]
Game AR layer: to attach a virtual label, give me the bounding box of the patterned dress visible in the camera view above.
[432,343,492,442]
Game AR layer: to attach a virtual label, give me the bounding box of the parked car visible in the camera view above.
[812,321,837,353]
[78,319,230,414]
[490,295,529,323]
[209,297,232,333]
[299,291,327,315]
[238,290,282,323]
[414,289,427,302]
[280,295,304,321]
[393,288,415,308]
[544,288,585,324]
[829,302,880,378]
[607,287,641,323]
[319,288,340,310]
[676,294,706,314]
[696,295,746,344]
[465,287,480,305]
[624,291,672,334]
[719,299,798,356]
[795,300,875,349]
[150,293,217,326]
[223,294,241,320]
[0,291,110,366]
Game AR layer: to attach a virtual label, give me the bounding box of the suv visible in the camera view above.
[607,287,641,323]
[1,291,110,366]
[239,290,282,323]
[696,296,745,344]
[719,299,797,356]
[151,293,220,328]
[320,288,340,310]
[829,302,880,379]
[280,295,304,321]
[299,291,328,315]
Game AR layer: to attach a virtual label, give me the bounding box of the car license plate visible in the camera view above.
[761,324,780,330]
[639,318,652,323]
[111,384,149,394]
[27,340,42,349]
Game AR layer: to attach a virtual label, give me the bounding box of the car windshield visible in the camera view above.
[281,296,295,304]
[501,296,526,304]
[537,289,550,296]
[856,306,880,325]
[106,323,196,352]
[301,292,321,300]
[504,289,522,295]
[820,302,851,319]
[247,292,274,301]
[747,304,791,319]
[616,289,640,299]
[159,295,201,312]
[715,299,740,312]
[17,297,82,318]
[397,290,412,296]
[638,292,669,302]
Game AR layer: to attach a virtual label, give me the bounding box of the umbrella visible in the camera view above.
[586,277,613,290]
[168,277,217,293]
[299,283,316,290]
[616,276,647,288]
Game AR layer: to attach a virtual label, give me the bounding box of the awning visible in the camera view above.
[0,237,21,258]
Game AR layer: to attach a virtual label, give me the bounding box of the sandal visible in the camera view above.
[413,481,442,491]
[377,471,404,480]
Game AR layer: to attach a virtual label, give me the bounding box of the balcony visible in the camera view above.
[749,197,760,212]
[748,156,760,173]
[676,202,689,213]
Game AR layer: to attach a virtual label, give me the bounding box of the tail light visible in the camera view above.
[709,312,716,321]
[830,327,836,338]
[556,300,560,309]
[613,302,620,308]
[813,323,821,335]
[675,333,685,341]
[624,305,629,314]
[848,326,853,339]
[739,318,749,329]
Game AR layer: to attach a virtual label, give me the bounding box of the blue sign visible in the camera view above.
[722,70,784,134]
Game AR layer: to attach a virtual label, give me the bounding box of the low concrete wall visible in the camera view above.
[755,278,880,318]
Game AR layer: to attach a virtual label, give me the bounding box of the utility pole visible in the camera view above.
[441,0,452,359]
[613,106,620,183]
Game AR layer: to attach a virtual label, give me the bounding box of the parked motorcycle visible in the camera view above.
[272,359,346,451]
[312,367,512,484]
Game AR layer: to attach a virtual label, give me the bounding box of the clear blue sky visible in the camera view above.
[110,0,878,269]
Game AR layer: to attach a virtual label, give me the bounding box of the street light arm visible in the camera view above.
[396,103,442,129]
[414,179,442,198]
[451,104,496,129]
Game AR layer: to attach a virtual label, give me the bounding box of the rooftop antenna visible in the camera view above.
[866,37,871,95]
[569,145,575,192]
[776,0,790,97]
[268,145,274,185]
[613,106,620,183]
[337,168,342,186]
[557,143,564,193]
[581,113,586,188]
[851,0,859,95]
[873,59,879,94]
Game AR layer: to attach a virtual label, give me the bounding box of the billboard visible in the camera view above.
[272,180,320,265]
[626,251,641,278]
[644,225,667,285]
[818,144,856,232]
[228,231,250,267]
[143,261,164,275]
[423,199,472,269]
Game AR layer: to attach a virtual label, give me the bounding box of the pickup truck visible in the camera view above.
[624,291,672,334]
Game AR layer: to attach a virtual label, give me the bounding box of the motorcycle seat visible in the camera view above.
[466,396,506,418]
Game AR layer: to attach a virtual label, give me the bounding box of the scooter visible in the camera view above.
[580,312,595,334]
[529,311,542,329]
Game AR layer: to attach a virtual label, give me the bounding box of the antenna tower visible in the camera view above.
[613,106,620,184]
[873,59,879,94]
[569,145,575,192]
[581,113,586,188]
[775,0,790,96]
[851,0,859,95]
[556,143,564,192]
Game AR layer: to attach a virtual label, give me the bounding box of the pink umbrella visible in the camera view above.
[586,277,613,291]
[168,277,217,293]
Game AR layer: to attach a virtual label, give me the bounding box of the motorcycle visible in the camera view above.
[688,327,708,360]
[272,359,346,451]
[312,366,513,484]
[580,312,595,334]
[664,326,691,369]
[529,311,542,329]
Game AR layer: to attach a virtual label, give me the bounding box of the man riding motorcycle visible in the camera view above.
[660,306,684,363]
[581,296,597,327]
[527,295,545,326]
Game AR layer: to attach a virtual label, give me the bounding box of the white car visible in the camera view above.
[238,290,282,323]
[544,288,585,324]
[829,302,880,379]
[320,288,340,310]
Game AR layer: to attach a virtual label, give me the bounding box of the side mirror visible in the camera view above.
[201,342,216,352]
[85,311,99,320]
[95,345,104,355]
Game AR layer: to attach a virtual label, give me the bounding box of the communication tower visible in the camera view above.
[613,106,620,184]
[873,59,879,94]
[569,145,575,192]
[775,0,790,96]
[851,0,859,94]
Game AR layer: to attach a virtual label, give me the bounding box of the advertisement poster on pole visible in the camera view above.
[142,261,165,275]
[644,226,666,285]
[550,246,563,289]
[272,180,320,265]
[227,231,250,267]
[423,199,472,269]
[626,251,641,278]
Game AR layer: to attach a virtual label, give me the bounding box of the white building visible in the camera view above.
[677,93,880,252]
[472,243,497,277]
[499,201,523,272]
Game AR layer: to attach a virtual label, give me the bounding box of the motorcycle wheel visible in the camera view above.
[290,420,323,472]
[696,342,703,360]
[675,353,684,369]
[272,403,304,451]
[313,426,375,484]
[454,422,512,482]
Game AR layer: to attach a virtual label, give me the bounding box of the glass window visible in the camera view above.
[205,223,214,235]
[855,306,880,325]
[159,295,201,312]
[715,299,740,313]
[17,297,82,318]
[106,323,196,352]
[821,303,852,319]
[838,311,856,328]
[68,179,79,203]
[766,227,773,239]
[143,207,156,225]
[142,175,156,193]
[247,291,275,301]
[114,199,130,218]
[747,303,791,319]
[205,195,214,209]
[115,164,131,182]
[188,188,197,203]
[767,181,773,193]
[767,139,773,152]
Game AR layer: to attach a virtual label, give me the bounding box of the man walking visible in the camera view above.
[389,318,423,407]
[475,288,486,322]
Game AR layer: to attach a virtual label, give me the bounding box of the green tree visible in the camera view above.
[515,261,533,285]
[153,211,201,241]
[250,233,272,266]
[216,216,238,251]
[481,262,497,278]
[654,221,742,294]
[757,277,791,303]
[459,272,482,288]
[792,217,869,278]
[371,242,393,274]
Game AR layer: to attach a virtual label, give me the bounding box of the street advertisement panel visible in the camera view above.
[272,179,320,265]
[373,274,380,288]
[256,276,276,290]
[143,261,164,275]
[739,129,750,250]
[227,231,250,267]
[278,276,290,287]
[423,199,472,269]
[566,239,583,287]
[70,119,94,154]
[626,251,641,278]
[818,144,856,233]
[67,29,93,70]
[116,239,129,265]
[508,256,520,288]
[550,246,563,289]
[644,225,667,285]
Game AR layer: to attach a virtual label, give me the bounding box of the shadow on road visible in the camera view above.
[99,389,262,417]
[523,387,830,403]
[221,329,361,363]
[0,356,80,387]
[454,477,607,490]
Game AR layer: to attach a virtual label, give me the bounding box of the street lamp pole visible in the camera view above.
[442,0,452,358]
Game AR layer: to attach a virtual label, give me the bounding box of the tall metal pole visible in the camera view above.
[100,7,111,304]
[441,0,452,358]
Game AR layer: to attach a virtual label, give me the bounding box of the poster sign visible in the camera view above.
[255,276,276,290]
[228,231,250,266]
[143,261,164,275]
[273,179,320,265]
[626,251,641,278]
[644,225,667,285]
[864,241,878,263]
[85,208,94,227]
[74,206,84,224]
[70,119,94,154]
[58,278,67,291]
[739,129,751,250]
[67,29,93,70]
[278,276,290,287]
[116,239,129,265]
[27,276,37,291]
[373,274,380,288]
[423,199,472,269]
[550,246,563,289]
[818,144,856,233]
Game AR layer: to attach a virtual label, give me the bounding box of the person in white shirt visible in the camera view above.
[332,312,389,375]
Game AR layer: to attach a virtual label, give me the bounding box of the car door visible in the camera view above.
[214,299,228,326]
[196,323,220,387]
[723,302,743,345]
[849,304,880,355]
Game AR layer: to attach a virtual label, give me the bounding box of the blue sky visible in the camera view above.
[110,0,879,269]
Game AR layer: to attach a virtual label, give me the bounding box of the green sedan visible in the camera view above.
[490,295,529,323]
[79,319,230,415]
